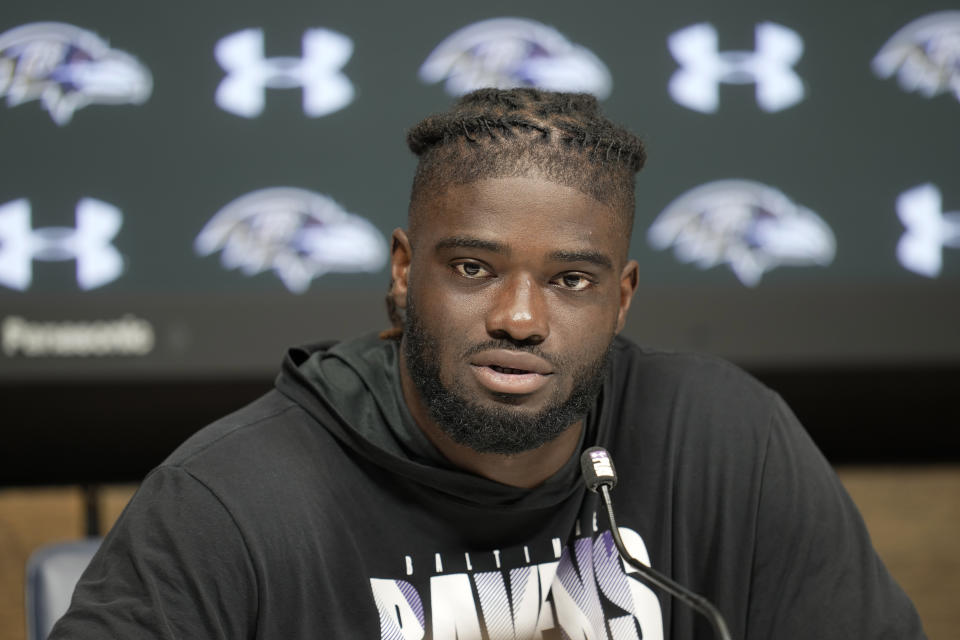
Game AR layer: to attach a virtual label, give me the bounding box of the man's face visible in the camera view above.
[392,176,638,454]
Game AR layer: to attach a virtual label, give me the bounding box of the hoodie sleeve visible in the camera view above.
[48,466,258,640]
[745,394,926,640]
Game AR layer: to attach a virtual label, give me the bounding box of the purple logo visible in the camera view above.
[0,22,152,125]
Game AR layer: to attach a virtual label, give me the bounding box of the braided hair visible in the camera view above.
[407,88,646,223]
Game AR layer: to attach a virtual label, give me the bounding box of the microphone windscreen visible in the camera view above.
[580,446,618,492]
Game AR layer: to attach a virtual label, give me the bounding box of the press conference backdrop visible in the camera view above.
[1,1,959,480]
[2,0,958,379]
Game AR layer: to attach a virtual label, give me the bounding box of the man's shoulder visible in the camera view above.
[161,389,316,471]
[607,335,778,431]
[151,386,357,521]
[610,335,770,395]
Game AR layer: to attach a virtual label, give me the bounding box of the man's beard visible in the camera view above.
[402,300,610,455]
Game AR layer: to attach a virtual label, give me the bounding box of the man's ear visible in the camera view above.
[390,228,413,310]
[615,259,639,334]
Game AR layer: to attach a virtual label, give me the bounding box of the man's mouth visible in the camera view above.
[469,349,554,395]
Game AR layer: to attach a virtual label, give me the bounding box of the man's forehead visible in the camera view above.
[409,176,630,261]
[414,176,618,225]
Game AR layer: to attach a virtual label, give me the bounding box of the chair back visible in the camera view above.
[25,538,101,640]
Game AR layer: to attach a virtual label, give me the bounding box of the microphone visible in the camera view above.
[580,446,734,640]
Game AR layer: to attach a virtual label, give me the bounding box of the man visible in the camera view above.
[51,89,925,639]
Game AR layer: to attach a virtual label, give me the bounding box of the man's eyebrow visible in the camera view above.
[549,250,614,270]
[434,237,509,254]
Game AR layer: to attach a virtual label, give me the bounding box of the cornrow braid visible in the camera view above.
[407,88,646,222]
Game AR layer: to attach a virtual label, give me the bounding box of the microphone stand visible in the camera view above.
[598,484,733,640]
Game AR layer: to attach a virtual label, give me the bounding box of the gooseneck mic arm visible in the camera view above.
[580,447,734,640]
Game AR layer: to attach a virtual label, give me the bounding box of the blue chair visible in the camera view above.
[25,538,101,640]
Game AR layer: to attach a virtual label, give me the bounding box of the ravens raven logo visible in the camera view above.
[0,22,152,125]
[194,187,388,293]
[647,180,836,286]
[872,11,960,102]
[419,18,611,98]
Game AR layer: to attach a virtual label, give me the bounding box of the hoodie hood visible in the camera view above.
[274,332,602,511]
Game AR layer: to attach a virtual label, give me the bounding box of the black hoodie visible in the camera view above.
[51,334,925,639]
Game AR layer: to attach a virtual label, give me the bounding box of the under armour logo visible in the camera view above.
[215,27,354,118]
[668,22,804,113]
[896,183,960,278]
[0,198,124,290]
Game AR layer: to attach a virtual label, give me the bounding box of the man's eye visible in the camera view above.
[453,262,490,278]
[557,273,593,291]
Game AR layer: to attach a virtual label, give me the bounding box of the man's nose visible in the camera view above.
[485,274,549,344]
